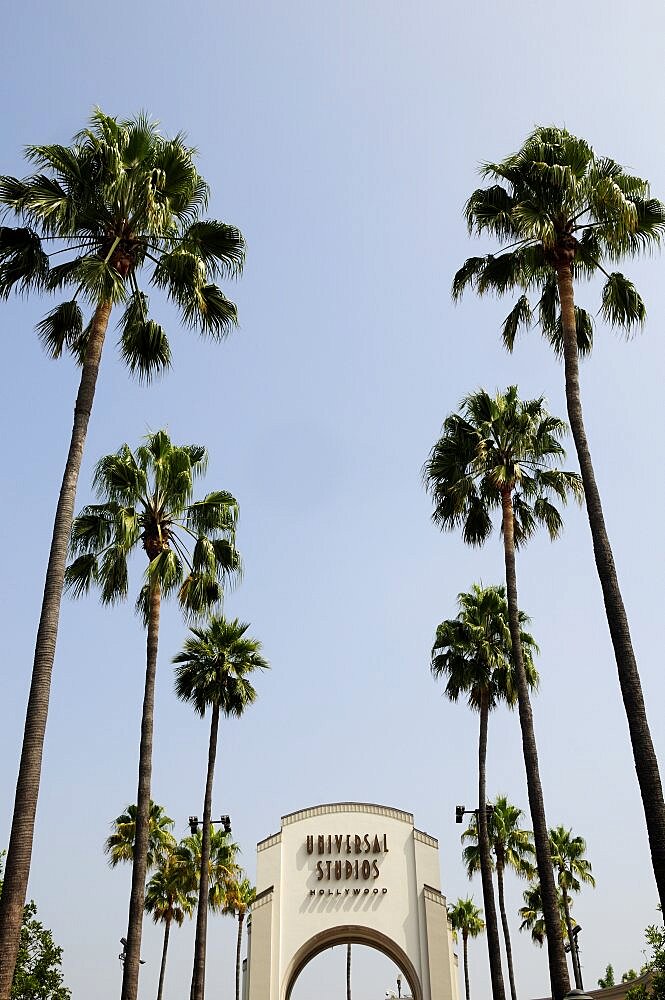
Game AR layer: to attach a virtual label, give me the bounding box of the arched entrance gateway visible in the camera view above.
[244,802,459,1000]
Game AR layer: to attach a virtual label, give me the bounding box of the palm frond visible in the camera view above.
[181,221,245,278]
[64,553,99,598]
[599,272,646,330]
[35,300,83,359]
[118,291,171,382]
[501,295,532,350]
[0,226,49,297]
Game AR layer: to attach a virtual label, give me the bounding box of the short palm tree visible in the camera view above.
[104,802,176,870]
[64,431,240,1000]
[432,584,538,1000]
[463,796,536,1000]
[548,826,595,989]
[453,126,665,912]
[0,109,244,1000]
[519,880,568,948]
[145,851,197,1000]
[424,385,582,1000]
[174,616,268,1000]
[448,897,485,1000]
[173,827,240,907]
[222,877,256,1000]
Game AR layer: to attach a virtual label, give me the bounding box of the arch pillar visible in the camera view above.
[245,803,459,1000]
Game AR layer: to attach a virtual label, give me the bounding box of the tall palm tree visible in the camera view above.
[432,584,538,1000]
[463,796,536,1000]
[548,826,595,989]
[519,881,568,948]
[145,851,197,1000]
[453,126,665,910]
[448,897,485,1000]
[346,943,352,1000]
[424,385,582,1000]
[174,616,269,1000]
[0,109,244,999]
[222,877,256,1000]
[104,802,176,870]
[64,431,240,1000]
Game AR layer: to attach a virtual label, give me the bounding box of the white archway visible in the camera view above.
[245,802,459,1000]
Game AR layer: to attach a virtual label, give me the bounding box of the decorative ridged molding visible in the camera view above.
[257,832,281,852]
[252,885,274,910]
[414,828,438,848]
[423,884,446,907]
[281,802,414,826]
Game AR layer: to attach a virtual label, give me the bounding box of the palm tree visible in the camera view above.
[548,826,595,989]
[453,126,665,911]
[174,616,269,1000]
[519,881,568,948]
[346,943,352,1000]
[0,109,244,999]
[104,802,176,870]
[424,385,582,1000]
[64,431,240,1000]
[463,796,536,1000]
[222,877,256,1000]
[174,826,239,896]
[145,852,197,1000]
[432,584,538,1000]
[448,897,485,1000]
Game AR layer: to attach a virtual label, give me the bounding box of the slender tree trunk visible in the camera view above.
[560,885,582,990]
[190,704,220,1000]
[346,942,352,1000]
[496,860,518,1000]
[477,694,506,1000]
[500,489,570,1000]
[462,931,470,1000]
[236,912,245,1000]
[556,262,665,912]
[0,300,112,1000]
[157,915,171,1000]
[121,578,161,1000]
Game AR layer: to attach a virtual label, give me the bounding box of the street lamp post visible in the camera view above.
[564,924,584,990]
[188,814,231,835]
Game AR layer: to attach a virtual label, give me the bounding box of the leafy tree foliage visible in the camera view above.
[0,854,70,1000]
[626,921,665,1000]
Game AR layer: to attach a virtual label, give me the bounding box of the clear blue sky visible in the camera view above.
[1,2,664,998]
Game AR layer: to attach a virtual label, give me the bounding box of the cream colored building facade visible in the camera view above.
[245,802,459,1000]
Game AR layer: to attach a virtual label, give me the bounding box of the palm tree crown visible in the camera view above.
[65,430,240,615]
[104,802,176,870]
[174,616,269,717]
[432,584,538,711]
[453,125,665,354]
[424,385,582,546]
[0,109,244,375]
[462,796,536,881]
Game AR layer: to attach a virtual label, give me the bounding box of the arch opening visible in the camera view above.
[284,925,423,1000]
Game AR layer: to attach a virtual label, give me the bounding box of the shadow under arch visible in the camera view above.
[283,925,423,1000]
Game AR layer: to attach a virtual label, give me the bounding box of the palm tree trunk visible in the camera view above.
[190,704,220,1000]
[496,861,518,1000]
[500,488,570,1000]
[236,912,245,1000]
[556,262,665,912]
[477,693,506,1000]
[0,300,112,1000]
[346,942,352,1000]
[463,931,470,1000]
[560,885,581,990]
[157,915,171,1000]
[121,578,161,1000]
